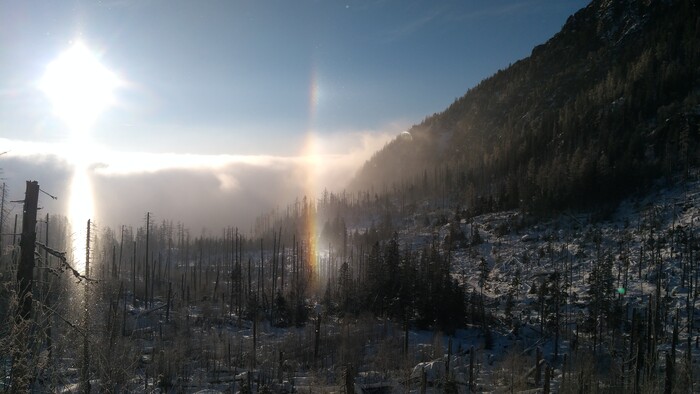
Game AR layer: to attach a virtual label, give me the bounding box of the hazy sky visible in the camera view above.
[0,0,590,232]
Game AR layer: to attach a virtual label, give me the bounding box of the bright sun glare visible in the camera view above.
[39,41,120,133]
[40,41,119,270]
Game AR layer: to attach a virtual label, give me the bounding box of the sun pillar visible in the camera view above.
[39,40,120,272]
[301,134,321,288]
[302,66,322,289]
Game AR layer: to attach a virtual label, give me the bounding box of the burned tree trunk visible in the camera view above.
[81,219,91,394]
[16,181,39,321]
[11,180,39,391]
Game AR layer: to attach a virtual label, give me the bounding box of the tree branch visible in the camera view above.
[35,242,97,284]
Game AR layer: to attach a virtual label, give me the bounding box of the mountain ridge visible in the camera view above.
[351,0,699,214]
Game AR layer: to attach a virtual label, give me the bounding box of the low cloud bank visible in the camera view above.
[0,128,394,231]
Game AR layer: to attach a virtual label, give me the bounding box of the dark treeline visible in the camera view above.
[89,201,468,334]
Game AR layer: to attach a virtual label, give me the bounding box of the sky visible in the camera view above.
[0,0,590,233]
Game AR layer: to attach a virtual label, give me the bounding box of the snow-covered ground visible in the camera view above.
[381,176,700,392]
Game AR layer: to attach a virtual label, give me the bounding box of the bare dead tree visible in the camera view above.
[10,180,39,391]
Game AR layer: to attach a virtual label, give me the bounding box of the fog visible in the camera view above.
[0,129,394,232]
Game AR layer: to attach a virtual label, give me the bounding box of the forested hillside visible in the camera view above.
[352,0,700,214]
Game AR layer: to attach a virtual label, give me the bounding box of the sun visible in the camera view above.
[39,41,120,133]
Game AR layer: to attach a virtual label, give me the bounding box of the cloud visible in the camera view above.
[379,0,548,44]
[306,126,399,191]
[382,7,445,43]
[0,154,70,219]
[0,128,395,231]
[451,0,544,21]
[215,172,239,191]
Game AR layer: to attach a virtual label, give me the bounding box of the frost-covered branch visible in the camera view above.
[35,242,97,284]
[35,299,86,338]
